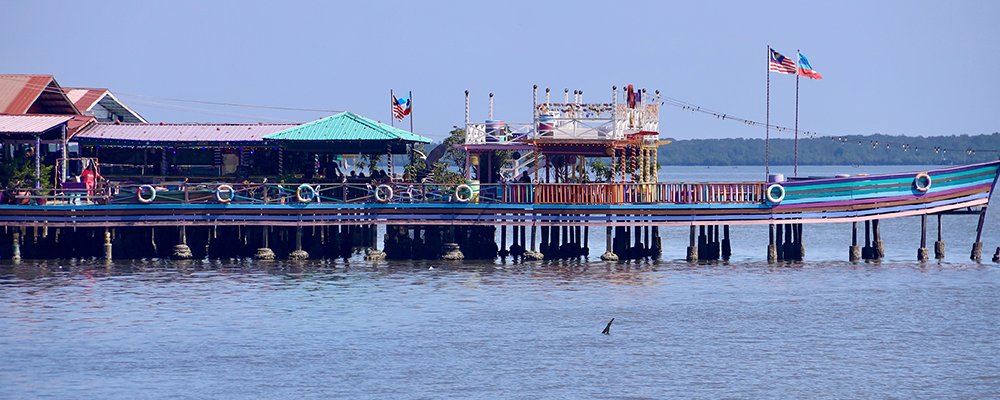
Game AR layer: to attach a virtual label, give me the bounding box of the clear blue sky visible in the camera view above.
[2,0,998,142]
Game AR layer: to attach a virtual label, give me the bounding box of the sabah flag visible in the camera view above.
[797,52,823,80]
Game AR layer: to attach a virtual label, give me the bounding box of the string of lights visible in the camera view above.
[660,97,999,155]
[3,76,996,155]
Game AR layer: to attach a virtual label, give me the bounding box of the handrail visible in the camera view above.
[3,181,767,206]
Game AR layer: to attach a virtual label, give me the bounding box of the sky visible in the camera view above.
[2,0,998,142]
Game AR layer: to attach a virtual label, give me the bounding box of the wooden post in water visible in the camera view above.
[721,225,731,260]
[601,226,618,261]
[971,207,987,261]
[12,230,21,262]
[849,221,861,262]
[767,224,777,263]
[289,226,309,260]
[697,225,707,261]
[796,224,804,260]
[862,220,873,260]
[934,214,945,259]
[498,224,509,257]
[254,227,275,260]
[917,215,929,261]
[775,223,784,260]
[172,226,192,259]
[873,219,884,260]
[687,225,698,262]
[104,228,112,261]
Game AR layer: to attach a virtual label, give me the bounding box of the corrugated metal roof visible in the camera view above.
[264,112,432,143]
[0,114,72,133]
[63,87,146,123]
[72,122,300,145]
[63,88,108,111]
[0,74,79,115]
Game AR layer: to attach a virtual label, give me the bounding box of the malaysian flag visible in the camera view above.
[768,48,797,74]
[392,94,411,121]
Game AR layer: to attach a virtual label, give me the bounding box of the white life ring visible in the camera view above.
[914,172,932,193]
[296,184,316,203]
[765,183,785,204]
[455,184,474,203]
[374,184,393,203]
[137,185,156,204]
[216,184,235,203]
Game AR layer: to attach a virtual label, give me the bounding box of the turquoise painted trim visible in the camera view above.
[784,166,997,195]
[783,174,995,202]
[779,177,994,205]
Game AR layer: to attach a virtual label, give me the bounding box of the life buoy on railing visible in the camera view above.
[374,184,393,203]
[914,172,932,193]
[137,185,156,204]
[216,184,235,203]
[296,184,316,203]
[765,183,785,204]
[455,184,474,203]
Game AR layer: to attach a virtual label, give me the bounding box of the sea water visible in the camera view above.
[1,166,997,399]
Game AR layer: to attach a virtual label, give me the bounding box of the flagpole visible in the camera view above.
[794,50,800,177]
[409,90,414,133]
[765,45,771,178]
[390,89,395,128]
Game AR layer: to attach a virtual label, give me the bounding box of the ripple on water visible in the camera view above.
[0,258,998,399]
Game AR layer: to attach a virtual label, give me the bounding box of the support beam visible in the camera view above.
[172,226,193,259]
[289,226,309,260]
[849,221,861,262]
[104,228,113,261]
[601,226,618,261]
[971,207,987,261]
[935,214,945,259]
[254,227,275,260]
[873,219,884,260]
[767,224,777,263]
[12,230,21,262]
[917,215,929,261]
[687,225,698,262]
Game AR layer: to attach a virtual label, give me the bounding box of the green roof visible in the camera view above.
[263,112,432,143]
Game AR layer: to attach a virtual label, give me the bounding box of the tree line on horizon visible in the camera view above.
[658,133,999,165]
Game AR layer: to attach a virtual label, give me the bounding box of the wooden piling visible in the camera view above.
[687,225,698,262]
[172,226,193,259]
[601,226,618,261]
[849,221,861,262]
[917,214,929,261]
[289,226,309,260]
[12,230,21,262]
[104,228,112,261]
[873,219,884,259]
[971,207,987,261]
[766,224,777,263]
[721,225,731,260]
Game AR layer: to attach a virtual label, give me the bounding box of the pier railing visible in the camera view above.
[6,181,766,206]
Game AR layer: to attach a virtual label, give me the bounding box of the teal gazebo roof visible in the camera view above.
[264,112,431,144]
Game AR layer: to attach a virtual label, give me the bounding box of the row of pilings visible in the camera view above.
[0,213,995,262]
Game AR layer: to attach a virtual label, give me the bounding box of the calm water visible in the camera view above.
[2,166,998,399]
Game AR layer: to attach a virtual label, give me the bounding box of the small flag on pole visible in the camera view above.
[797,52,823,80]
[768,48,797,74]
[392,94,411,120]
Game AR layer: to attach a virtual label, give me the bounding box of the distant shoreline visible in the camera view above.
[657,133,999,166]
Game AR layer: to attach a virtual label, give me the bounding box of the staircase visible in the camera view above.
[500,152,544,181]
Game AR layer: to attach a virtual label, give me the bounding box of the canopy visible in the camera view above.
[264,112,432,153]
